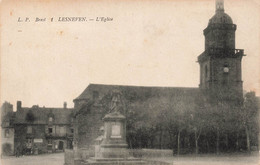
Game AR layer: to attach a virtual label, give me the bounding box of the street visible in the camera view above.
[1,152,259,165]
[151,153,260,165]
[1,153,64,165]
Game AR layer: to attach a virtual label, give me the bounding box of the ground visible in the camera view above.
[1,152,259,165]
[151,153,260,165]
[1,153,64,165]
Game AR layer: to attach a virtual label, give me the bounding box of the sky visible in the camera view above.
[1,0,260,109]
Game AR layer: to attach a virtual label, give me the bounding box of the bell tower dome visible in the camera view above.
[198,0,245,105]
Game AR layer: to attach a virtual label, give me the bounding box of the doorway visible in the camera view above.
[58,141,64,150]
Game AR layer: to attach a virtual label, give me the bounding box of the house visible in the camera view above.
[13,101,74,154]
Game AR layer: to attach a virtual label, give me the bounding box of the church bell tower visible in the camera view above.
[198,0,245,104]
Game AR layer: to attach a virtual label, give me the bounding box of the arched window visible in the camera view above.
[49,117,53,122]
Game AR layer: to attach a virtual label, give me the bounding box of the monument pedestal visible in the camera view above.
[100,144,129,158]
[99,112,129,158]
[84,112,146,164]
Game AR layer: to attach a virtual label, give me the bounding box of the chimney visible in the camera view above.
[64,102,67,109]
[17,101,22,111]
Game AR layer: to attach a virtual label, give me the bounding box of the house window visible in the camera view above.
[60,126,66,135]
[27,126,32,134]
[48,127,53,134]
[47,139,52,145]
[5,129,10,138]
[70,128,74,134]
[3,121,9,127]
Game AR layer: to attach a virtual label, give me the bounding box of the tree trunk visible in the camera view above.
[245,126,250,152]
[168,130,174,154]
[225,134,228,151]
[187,136,191,152]
[216,129,220,154]
[207,140,210,153]
[159,127,163,149]
[177,130,181,155]
[150,137,154,148]
[195,130,199,154]
[194,128,201,154]
[129,138,132,149]
[236,132,239,151]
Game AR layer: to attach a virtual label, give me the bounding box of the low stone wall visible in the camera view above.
[129,149,173,158]
[64,148,95,165]
[64,149,74,165]
[75,148,95,160]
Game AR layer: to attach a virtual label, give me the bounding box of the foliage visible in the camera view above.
[97,90,259,153]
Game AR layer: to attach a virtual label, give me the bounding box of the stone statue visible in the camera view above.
[110,90,123,114]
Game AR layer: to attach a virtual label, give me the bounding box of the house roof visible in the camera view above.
[14,107,73,125]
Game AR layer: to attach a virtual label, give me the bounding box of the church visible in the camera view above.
[70,0,258,159]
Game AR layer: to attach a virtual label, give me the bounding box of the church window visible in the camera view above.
[49,117,53,122]
[205,65,208,80]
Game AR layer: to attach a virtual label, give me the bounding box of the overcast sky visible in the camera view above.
[1,0,259,109]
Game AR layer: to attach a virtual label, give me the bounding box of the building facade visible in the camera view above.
[1,102,15,156]
[13,101,74,155]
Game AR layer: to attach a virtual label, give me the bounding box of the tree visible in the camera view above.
[240,92,259,152]
[190,94,208,154]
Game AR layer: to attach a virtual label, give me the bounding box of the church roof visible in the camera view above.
[208,12,233,24]
[74,83,199,103]
[208,0,233,24]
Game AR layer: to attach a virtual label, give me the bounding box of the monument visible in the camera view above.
[99,111,129,158]
[84,90,169,165]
